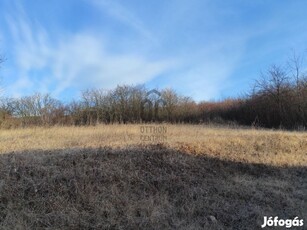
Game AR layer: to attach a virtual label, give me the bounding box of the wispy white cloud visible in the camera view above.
[88,0,153,40]
[3,0,272,101]
[5,7,175,98]
[50,33,174,95]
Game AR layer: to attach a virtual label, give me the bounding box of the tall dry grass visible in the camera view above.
[1,124,306,166]
[0,124,306,229]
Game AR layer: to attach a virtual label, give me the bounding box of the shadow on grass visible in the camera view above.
[0,145,306,229]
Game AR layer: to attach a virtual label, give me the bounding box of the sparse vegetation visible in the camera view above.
[0,125,306,229]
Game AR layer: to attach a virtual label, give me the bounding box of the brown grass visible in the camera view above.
[0,125,306,229]
[1,124,306,166]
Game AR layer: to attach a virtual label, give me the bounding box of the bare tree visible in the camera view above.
[161,88,179,122]
[254,65,290,127]
[10,93,63,126]
[287,51,307,127]
[287,50,306,87]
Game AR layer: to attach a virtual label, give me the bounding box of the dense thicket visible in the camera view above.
[0,55,306,130]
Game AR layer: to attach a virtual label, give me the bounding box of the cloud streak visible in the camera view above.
[5,7,175,98]
[3,0,296,101]
[88,0,153,40]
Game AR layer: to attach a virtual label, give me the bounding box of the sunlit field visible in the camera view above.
[0,125,306,229]
[1,124,306,166]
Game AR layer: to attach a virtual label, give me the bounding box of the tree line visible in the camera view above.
[213,53,307,129]
[0,54,306,130]
[0,86,198,128]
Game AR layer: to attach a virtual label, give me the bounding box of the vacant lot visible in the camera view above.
[0,125,306,229]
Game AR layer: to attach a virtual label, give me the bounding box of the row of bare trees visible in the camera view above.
[199,54,307,129]
[1,75,306,129]
[74,85,198,125]
[0,85,199,128]
[0,94,67,127]
[249,63,307,129]
[0,53,306,129]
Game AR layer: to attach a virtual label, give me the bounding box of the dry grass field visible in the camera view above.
[1,124,306,166]
[0,124,306,229]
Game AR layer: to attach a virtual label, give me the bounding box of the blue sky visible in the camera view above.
[0,0,306,102]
